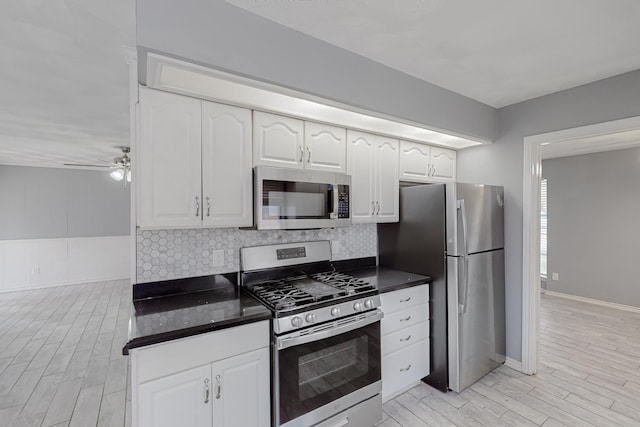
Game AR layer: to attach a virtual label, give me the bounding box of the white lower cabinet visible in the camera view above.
[139,364,212,427]
[380,285,430,402]
[132,321,270,427]
[211,348,270,427]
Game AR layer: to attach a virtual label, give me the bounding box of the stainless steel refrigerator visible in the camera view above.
[378,182,505,393]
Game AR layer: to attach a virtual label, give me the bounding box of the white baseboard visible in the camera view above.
[0,275,130,293]
[542,289,640,314]
[504,357,523,372]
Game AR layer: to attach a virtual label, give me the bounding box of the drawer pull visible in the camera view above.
[400,334,412,342]
[400,364,412,372]
[400,315,412,322]
[400,297,411,303]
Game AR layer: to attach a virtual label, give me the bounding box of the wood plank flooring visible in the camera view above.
[1,282,639,426]
[0,280,131,427]
[381,294,640,426]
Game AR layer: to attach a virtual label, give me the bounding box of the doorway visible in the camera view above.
[521,115,640,375]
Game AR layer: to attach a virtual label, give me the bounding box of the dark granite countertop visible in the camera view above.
[122,274,271,355]
[334,258,432,293]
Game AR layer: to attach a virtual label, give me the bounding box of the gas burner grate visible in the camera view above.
[310,272,375,294]
[247,280,316,310]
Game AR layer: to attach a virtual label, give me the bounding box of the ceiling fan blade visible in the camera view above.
[64,163,114,168]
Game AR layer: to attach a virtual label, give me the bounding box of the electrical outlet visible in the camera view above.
[552,272,559,281]
[212,249,225,267]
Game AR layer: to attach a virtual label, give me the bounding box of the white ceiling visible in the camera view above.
[2,0,640,168]
[226,0,640,108]
[0,1,135,168]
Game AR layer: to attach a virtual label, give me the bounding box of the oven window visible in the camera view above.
[278,322,381,425]
[262,180,331,219]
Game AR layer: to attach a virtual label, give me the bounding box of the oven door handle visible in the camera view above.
[276,309,384,350]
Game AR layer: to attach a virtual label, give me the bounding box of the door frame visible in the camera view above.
[521,115,640,375]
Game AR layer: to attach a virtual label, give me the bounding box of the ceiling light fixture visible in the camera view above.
[109,147,131,186]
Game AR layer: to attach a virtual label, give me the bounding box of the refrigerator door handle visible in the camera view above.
[457,199,469,257]
[460,255,470,314]
[457,199,470,314]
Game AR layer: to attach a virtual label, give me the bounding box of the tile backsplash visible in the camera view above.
[136,224,377,283]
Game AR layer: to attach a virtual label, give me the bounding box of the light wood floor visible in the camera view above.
[0,279,131,427]
[380,294,640,426]
[1,283,640,427]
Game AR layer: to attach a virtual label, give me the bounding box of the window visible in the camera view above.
[540,178,547,278]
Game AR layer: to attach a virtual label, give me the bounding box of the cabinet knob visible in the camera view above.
[195,196,200,217]
[400,315,412,322]
[299,146,304,163]
[400,334,412,342]
[400,364,412,372]
[376,201,380,215]
[206,197,211,217]
[204,378,210,403]
[307,146,311,163]
[371,201,375,215]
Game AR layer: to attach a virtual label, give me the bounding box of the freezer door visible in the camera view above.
[447,183,504,256]
[448,249,505,392]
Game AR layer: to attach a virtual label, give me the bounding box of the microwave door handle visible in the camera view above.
[330,187,339,219]
[276,310,384,350]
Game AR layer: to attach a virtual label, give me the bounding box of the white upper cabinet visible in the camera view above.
[253,112,347,172]
[304,122,346,173]
[138,87,253,229]
[347,131,376,223]
[430,146,456,181]
[138,87,203,228]
[347,131,399,223]
[253,111,304,169]
[399,141,456,182]
[375,136,400,222]
[202,102,253,228]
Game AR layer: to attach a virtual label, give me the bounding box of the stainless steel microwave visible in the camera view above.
[255,166,352,230]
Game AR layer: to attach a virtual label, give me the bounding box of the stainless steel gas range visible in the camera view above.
[240,241,383,427]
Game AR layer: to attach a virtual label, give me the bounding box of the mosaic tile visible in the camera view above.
[136,224,377,282]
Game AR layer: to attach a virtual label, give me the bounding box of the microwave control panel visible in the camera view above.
[337,185,350,219]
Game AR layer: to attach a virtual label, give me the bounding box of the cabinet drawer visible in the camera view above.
[382,339,430,401]
[381,285,429,314]
[381,304,429,335]
[382,321,429,356]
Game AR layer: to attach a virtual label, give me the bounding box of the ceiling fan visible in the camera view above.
[64,146,131,183]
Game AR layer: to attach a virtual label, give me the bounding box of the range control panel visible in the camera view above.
[276,247,307,260]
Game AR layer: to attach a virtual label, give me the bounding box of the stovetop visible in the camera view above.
[245,271,376,312]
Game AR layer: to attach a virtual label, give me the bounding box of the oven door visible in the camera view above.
[274,310,382,427]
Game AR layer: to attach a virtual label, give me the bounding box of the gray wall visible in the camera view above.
[136,0,497,142]
[0,165,130,240]
[457,69,640,361]
[543,148,640,307]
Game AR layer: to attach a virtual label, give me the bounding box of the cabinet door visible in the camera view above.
[202,102,253,227]
[139,364,212,427]
[212,348,270,427]
[347,131,376,223]
[430,147,456,181]
[399,141,430,182]
[375,136,399,223]
[304,122,346,173]
[253,111,304,169]
[138,88,202,228]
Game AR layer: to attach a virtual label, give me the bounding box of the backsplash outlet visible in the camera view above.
[136,224,377,283]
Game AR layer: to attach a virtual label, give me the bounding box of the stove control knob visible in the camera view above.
[364,299,374,309]
[353,301,363,312]
[291,317,303,328]
[331,307,341,317]
[305,313,316,324]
